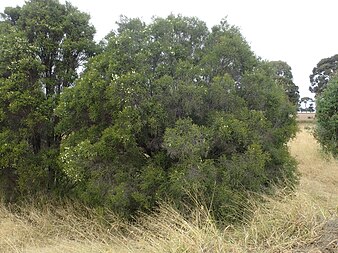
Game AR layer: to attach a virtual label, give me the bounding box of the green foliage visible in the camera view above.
[315,76,338,158]
[299,97,314,112]
[267,61,300,105]
[201,20,257,82]
[56,15,298,220]
[0,3,298,221]
[0,24,46,199]
[0,0,96,199]
[163,118,210,160]
[310,54,338,96]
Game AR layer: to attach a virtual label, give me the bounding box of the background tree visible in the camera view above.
[57,15,298,220]
[299,97,314,112]
[308,103,315,113]
[315,75,338,158]
[310,54,338,96]
[268,60,300,105]
[0,0,96,198]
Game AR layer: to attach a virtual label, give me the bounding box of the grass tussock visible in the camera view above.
[125,203,234,253]
[241,191,328,252]
[0,200,126,253]
[0,123,337,253]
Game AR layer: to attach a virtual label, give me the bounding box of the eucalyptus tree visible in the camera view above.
[310,54,338,95]
[268,60,300,105]
[300,97,314,112]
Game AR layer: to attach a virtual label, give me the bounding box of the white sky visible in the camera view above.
[2,0,338,99]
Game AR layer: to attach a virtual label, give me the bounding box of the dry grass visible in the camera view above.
[296,113,316,123]
[290,123,338,210]
[0,200,127,253]
[0,123,337,253]
[124,203,237,253]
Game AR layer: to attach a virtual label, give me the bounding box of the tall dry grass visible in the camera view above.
[0,122,337,253]
[0,200,127,253]
[289,123,338,211]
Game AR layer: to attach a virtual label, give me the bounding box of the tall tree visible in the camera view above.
[268,60,300,105]
[310,54,338,95]
[0,0,96,197]
[300,97,314,112]
[0,23,45,199]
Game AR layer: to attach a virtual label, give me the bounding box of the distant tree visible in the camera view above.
[300,97,314,112]
[269,60,293,80]
[268,61,300,105]
[310,54,338,96]
[308,103,315,113]
[0,0,96,198]
[315,76,338,158]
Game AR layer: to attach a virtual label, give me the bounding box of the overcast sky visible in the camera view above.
[1,0,338,99]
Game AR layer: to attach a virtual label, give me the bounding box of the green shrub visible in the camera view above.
[56,15,298,221]
[315,76,338,158]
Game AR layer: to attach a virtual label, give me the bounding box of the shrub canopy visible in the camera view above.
[315,76,338,158]
[56,15,298,219]
[0,1,299,221]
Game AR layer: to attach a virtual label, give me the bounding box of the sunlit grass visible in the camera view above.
[289,123,338,210]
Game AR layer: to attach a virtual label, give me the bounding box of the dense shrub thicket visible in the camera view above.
[315,76,338,158]
[1,0,299,220]
[0,0,97,200]
[56,16,298,219]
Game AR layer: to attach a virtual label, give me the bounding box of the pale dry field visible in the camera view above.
[297,113,316,123]
[289,123,338,210]
[0,123,337,253]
